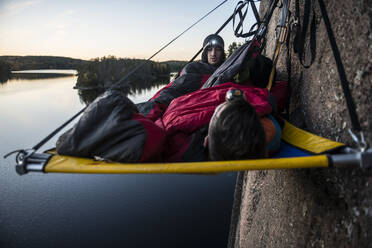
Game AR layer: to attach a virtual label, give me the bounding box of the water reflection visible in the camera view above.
[0,70,236,248]
[0,75,8,83]
[11,73,76,80]
[2,69,170,105]
[0,69,78,84]
[77,76,169,105]
[128,77,168,95]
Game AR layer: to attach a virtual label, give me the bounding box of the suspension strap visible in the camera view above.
[233,0,264,39]
[3,107,87,159]
[5,0,229,158]
[189,0,251,63]
[112,0,228,88]
[33,107,87,151]
[189,0,277,63]
[233,1,251,38]
[254,0,279,45]
[293,0,317,68]
[317,0,365,149]
[317,0,361,133]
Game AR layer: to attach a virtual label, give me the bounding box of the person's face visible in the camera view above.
[207,46,223,65]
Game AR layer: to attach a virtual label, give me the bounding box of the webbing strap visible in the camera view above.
[188,0,275,63]
[250,0,261,23]
[317,0,361,132]
[188,1,249,63]
[233,1,249,37]
[24,0,229,153]
[233,1,261,38]
[293,0,317,68]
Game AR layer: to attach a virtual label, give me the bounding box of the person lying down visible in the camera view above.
[56,54,287,163]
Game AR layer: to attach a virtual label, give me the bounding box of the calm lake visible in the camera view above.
[0,70,237,248]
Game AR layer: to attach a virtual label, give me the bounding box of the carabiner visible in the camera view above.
[275,25,288,44]
[348,129,368,152]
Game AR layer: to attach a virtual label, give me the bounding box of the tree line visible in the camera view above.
[76,56,186,90]
[0,55,88,83]
[0,60,11,83]
[0,41,241,85]
[0,55,87,71]
[75,41,244,91]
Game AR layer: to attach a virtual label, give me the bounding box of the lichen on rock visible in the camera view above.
[229,0,372,247]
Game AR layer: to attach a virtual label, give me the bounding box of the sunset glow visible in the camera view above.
[0,0,257,61]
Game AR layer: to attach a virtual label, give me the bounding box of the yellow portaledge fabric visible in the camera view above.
[281,119,345,154]
[41,119,342,174]
[45,154,329,174]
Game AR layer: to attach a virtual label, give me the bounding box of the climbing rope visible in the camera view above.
[188,0,250,63]
[317,0,367,150]
[4,0,288,164]
[266,0,290,90]
[113,0,229,87]
[3,0,230,159]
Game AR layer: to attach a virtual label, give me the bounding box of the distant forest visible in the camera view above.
[76,56,186,90]
[0,55,87,83]
[0,55,187,87]
[0,60,11,82]
[0,41,242,84]
[75,41,242,91]
[0,55,88,71]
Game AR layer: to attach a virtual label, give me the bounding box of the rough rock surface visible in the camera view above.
[229,0,372,247]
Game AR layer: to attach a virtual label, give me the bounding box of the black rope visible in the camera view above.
[24,0,229,153]
[317,0,361,132]
[14,0,281,155]
[188,0,250,63]
[112,0,229,88]
[189,0,279,63]
[256,0,279,41]
[284,10,292,120]
[3,107,87,159]
[32,107,87,151]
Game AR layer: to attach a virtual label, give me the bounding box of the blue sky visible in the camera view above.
[0,0,258,61]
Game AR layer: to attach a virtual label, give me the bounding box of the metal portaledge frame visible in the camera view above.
[18,149,372,175]
[330,148,372,169]
[16,152,53,175]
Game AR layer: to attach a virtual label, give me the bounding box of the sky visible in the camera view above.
[0,0,258,61]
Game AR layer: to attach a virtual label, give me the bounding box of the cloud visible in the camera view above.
[59,9,77,17]
[0,0,42,16]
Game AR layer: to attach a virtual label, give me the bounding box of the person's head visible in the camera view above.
[201,34,226,66]
[208,89,266,161]
[235,54,275,88]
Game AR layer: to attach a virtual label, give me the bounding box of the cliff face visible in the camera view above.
[230,0,372,247]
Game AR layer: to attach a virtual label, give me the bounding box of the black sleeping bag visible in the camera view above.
[56,90,158,162]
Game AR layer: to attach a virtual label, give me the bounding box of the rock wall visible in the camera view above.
[229,0,372,247]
